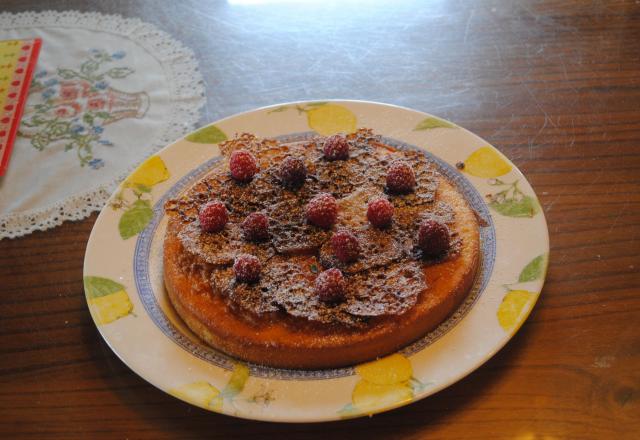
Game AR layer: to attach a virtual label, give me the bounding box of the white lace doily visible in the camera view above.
[0,11,205,239]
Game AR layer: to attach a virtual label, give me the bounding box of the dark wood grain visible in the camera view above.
[1,0,639,438]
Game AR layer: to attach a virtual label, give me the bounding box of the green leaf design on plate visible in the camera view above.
[489,195,540,218]
[118,199,153,239]
[518,254,548,282]
[133,183,152,194]
[83,276,124,299]
[221,363,250,398]
[84,276,133,324]
[337,403,359,418]
[414,117,456,130]
[186,125,228,144]
[409,377,429,394]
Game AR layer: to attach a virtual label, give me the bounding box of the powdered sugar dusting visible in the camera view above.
[167,129,451,327]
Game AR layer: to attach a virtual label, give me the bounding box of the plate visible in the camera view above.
[83,100,549,422]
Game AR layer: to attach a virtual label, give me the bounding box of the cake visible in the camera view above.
[163,129,480,369]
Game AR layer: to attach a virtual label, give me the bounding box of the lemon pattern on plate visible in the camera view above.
[338,354,428,418]
[185,124,227,144]
[497,290,537,332]
[111,155,170,239]
[170,363,251,412]
[125,155,170,188]
[463,146,512,178]
[84,276,134,325]
[269,102,357,136]
[170,381,222,411]
[413,116,457,130]
[497,253,547,332]
[461,146,539,217]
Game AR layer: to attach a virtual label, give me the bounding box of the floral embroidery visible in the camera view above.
[19,49,149,167]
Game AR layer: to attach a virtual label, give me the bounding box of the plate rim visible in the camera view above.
[83,99,550,423]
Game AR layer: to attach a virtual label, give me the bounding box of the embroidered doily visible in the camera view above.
[0,11,205,239]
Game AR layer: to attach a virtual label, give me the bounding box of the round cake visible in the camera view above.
[163,129,480,369]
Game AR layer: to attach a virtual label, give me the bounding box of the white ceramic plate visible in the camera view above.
[83,100,549,422]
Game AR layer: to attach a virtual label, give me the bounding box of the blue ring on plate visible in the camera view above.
[133,132,496,380]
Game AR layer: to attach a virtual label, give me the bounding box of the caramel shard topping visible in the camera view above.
[166,129,452,327]
[318,227,404,274]
[267,198,331,255]
[178,221,274,266]
[214,258,425,327]
[345,261,425,316]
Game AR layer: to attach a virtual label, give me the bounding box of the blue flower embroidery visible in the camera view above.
[93,126,104,134]
[111,51,126,60]
[44,78,58,87]
[42,89,55,99]
[95,81,108,90]
[71,125,85,134]
[34,70,47,79]
[88,158,105,169]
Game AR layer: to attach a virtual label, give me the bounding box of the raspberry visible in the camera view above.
[241,212,269,242]
[386,160,416,194]
[367,198,394,228]
[417,219,451,257]
[229,149,258,182]
[323,134,349,161]
[279,156,306,188]
[331,229,360,264]
[233,254,261,283]
[306,193,338,229]
[315,268,346,303]
[198,200,228,232]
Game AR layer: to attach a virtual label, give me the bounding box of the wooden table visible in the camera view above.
[1,0,638,438]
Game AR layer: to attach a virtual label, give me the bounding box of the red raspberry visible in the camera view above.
[233,254,261,283]
[306,193,338,229]
[367,198,394,228]
[241,212,269,242]
[386,160,416,194]
[230,149,259,182]
[198,200,228,232]
[323,134,349,161]
[417,219,451,257]
[279,156,306,188]
[315,268,346,303]
[331,229,360,264]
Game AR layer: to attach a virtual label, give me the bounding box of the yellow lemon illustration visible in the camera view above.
[170,381,221,410]
[223,363,250,397]
[352,380,413,414]
[497,290,536,332]
[340,354,426,417]
[84,276,133,325]
[463,146,512,178]
[306,104,357,136]
[355,353,413,385]
[89,290,133,325]
[125,155,170,188]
